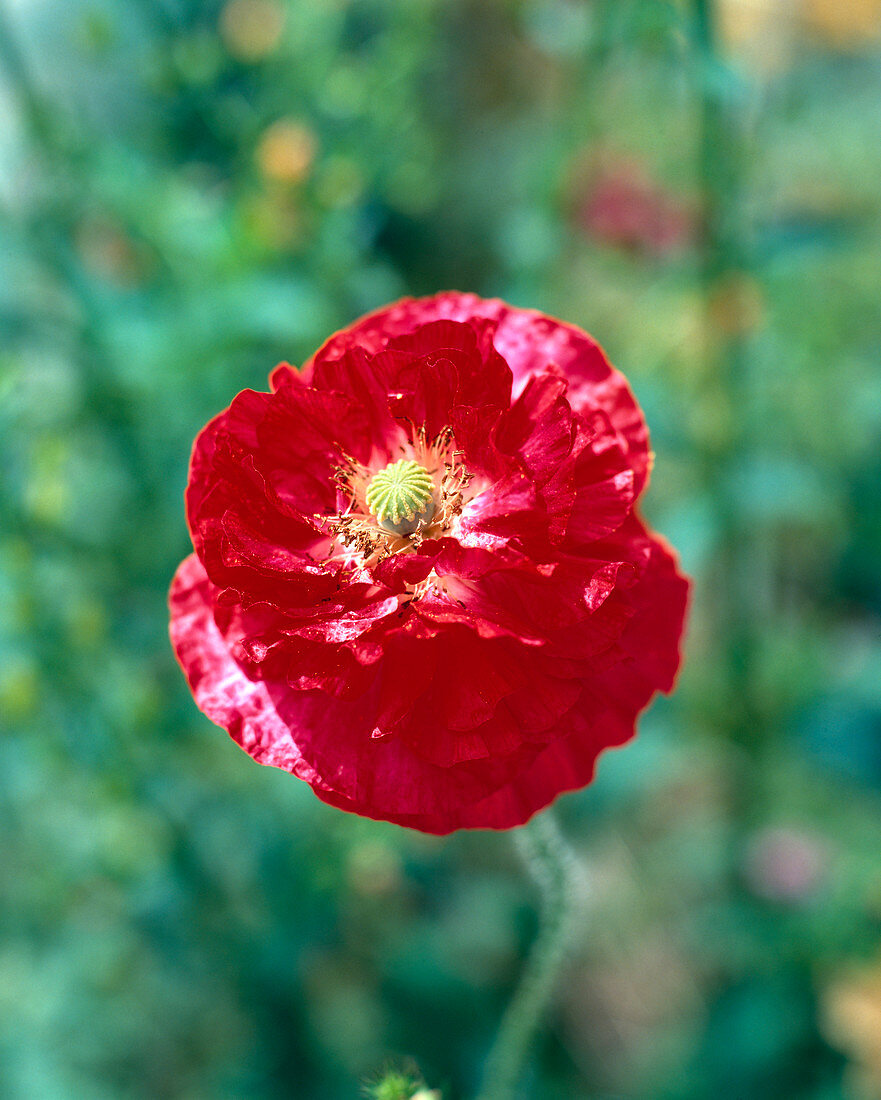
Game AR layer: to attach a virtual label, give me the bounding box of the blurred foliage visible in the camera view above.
[1,0,881,1097]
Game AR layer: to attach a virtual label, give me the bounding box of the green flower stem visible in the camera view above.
[692,0,765,748]
[476,811,585,1100]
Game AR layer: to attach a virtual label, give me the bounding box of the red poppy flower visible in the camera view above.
[170,292,689,833]
[575,156,696,257]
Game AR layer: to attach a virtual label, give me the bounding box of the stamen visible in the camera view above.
[320,426,475,597]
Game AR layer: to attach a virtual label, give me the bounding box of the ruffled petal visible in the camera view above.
[304,293,651,498]
[170,555,319,781]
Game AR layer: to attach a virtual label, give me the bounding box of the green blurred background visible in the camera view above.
[2,0,881,1096]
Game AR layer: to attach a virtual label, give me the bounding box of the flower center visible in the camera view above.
[365,458,436,536]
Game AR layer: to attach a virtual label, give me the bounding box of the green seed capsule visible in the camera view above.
[365,459,435,535]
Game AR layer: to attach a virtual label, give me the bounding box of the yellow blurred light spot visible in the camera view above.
[717,0,797,75]
[822,958,881,1087]
[718,0,775,48]
[220,0,285,61]
[804,0,881,47]
[257,120,317,185]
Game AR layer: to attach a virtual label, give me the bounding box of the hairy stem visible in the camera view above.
[476,812,585,1100]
